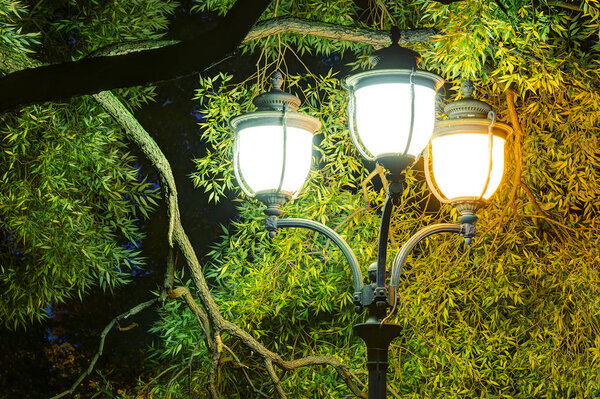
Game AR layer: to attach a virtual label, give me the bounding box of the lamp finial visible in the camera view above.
[271,71,284,91]
[462,80,474,98]
[390,26,401,44]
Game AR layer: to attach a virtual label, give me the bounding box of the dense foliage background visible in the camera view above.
[1,0,599,397]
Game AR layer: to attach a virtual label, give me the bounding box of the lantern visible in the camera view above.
[425,81,512,220]
[344,27,443,175]
[230,72,321,215]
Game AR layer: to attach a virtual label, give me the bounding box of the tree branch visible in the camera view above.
[221,320,367,397]
[0,12,436,113]
[244,16,435,47]
[0,0,273,112]
[49,298,159,399]
[506,88,524,207]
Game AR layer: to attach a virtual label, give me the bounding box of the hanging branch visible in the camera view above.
[49,298,159,399]
[92,89,368,397]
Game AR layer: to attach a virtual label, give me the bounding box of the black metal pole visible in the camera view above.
[376,196,394,288]
[353,322,402,399]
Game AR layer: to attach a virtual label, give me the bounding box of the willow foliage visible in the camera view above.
[0,0,173,328]
[147,0,600,397]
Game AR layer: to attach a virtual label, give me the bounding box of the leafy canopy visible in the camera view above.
[0,0,174,327]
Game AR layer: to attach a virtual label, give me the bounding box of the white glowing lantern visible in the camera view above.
[230,72,321,213]
[344,32,443,174]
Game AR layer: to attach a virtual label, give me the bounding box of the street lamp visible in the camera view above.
[424,80,512,224]
[344,27,443,176]
[230,71,321,218]
[230,31,510,398]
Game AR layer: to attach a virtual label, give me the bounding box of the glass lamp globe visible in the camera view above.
[230,72,321,215]
[344,27,443,176]
[425,81,513,219]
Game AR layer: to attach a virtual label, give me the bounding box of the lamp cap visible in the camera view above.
[252,72,301,112]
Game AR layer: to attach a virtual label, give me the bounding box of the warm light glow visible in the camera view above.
[431,133,505,200]
[237,125,313,194]
[354,83,436,157]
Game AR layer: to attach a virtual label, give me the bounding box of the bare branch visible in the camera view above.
[221,321,366,397]
[222,344,270,397]
[265,360,287,398]
[208,334,224,398]
[506,89,524,207]
[244,16,435,47]
[49,298,159,399]
[169,286,214,349]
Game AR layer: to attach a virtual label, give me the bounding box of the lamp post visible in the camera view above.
[229,30,511,398]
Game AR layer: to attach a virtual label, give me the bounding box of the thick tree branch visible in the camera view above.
[49,298,159,399]
[0,0,273,112]
[93,88,366,397]
[89,16,435,59]
[244,16,435,47]
[0,13,436,113]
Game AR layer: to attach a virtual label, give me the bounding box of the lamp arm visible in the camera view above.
[273,217,364,294]
[389,223,463,291]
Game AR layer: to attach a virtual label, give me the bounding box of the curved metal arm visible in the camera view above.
[275,218,363,293]
[390,223,462,291]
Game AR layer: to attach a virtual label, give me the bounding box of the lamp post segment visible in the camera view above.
[344,27,443,399]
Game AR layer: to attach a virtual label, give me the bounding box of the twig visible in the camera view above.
[221,320,366,397]
[169,286,213,350]
[519,181,567,242]
[517,213,578,233]
[265,360,287,398]
[49,298,159,399]
[188,338,204,395]
[222,344,270,398]
[207,334,224,398]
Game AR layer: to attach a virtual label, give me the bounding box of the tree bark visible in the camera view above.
[243,16,435,47]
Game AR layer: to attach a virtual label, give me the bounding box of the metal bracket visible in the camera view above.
[460,223,477,245]
[265,215,279,238]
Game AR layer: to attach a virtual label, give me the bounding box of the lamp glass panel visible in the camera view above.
[354,83,436,157]
[237,125,313,194]
[431,133,505,200]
